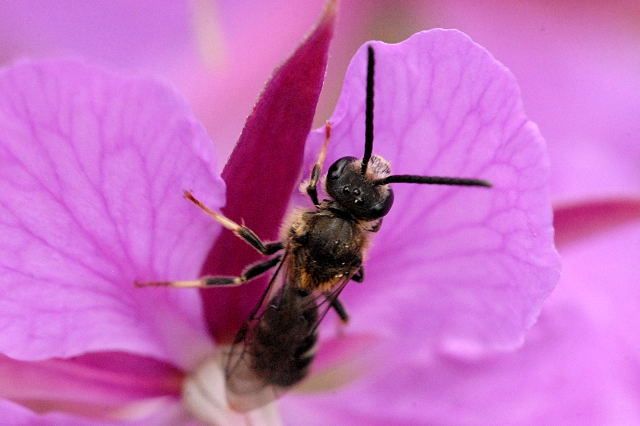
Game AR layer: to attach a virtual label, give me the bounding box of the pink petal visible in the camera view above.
[422,2,640,203]
[282,307,638,425]
[553,198,640,249]
[305,30,560,355]
[283,222,640,425]
[555,223,640,360]
[0,60,224,368]
[296,333,384,393]
[200,2,336,342]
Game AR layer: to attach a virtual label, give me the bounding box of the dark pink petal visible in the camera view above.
[553,198,640,249]
[0,352,181,415]
[0,60,223,368]
[0,397,190,425]
[200,2,336,342]
[304,30,560,354]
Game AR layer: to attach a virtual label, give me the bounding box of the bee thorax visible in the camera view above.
[288,211,366,292]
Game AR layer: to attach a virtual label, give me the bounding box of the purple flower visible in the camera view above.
[0,5,559,425]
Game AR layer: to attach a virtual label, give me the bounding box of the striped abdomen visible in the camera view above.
[225,286,318,411]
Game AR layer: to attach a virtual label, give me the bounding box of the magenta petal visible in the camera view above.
[553,198,640,249]
[305,30,560,354]
[200,2,336,342]
[0,397,189,425]
[0,353,181,413]
[0,60,224,367]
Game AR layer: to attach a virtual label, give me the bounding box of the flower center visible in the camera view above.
[182,349,282,425]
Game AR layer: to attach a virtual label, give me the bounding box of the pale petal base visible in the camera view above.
[182,350,282,425]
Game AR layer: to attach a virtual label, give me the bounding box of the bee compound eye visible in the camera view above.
[327,156,357,181]
[363,188,394,220]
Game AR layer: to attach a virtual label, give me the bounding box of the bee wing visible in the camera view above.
[224,258,352,412]
[224,340,281,412]
[303,275,351,335]
[224,252,290,412]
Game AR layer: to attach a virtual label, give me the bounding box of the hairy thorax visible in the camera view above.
[283,206,368,292]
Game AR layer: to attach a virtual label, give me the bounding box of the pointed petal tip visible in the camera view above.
[201,1,337,341]
[297,0,337,60]
[291,0,337,63]
[322,0,338,21]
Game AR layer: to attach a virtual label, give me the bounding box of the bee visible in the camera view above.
[138,45,491,412]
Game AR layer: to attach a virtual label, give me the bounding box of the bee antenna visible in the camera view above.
[373,175,492,188]
[361,45,375,175]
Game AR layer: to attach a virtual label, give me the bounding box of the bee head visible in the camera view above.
[326,156,394,220]
[321,45,490,221]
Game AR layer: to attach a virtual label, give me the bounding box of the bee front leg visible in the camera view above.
[184,191,283,255]
[305,122,332,206]
[136,255,282,289]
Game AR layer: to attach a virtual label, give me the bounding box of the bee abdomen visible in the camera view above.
[249,287,318,388]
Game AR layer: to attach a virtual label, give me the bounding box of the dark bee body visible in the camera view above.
[139,45,491,413]
[225,282,326,411]
[224,189,380,411]
[286,202,368,292]
[229,286,317,388]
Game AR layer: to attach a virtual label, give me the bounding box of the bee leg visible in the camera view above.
[330,297,349,323]
[305,122,332,206]
[136,255,282,288]
[351,266,364,283]
[183,190,284,255]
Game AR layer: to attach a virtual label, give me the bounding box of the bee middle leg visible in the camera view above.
[330,297,349,323]
[184,191,283,255]
[328,267,364,322]
[136,255,282,288]
[305,122,332,206]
